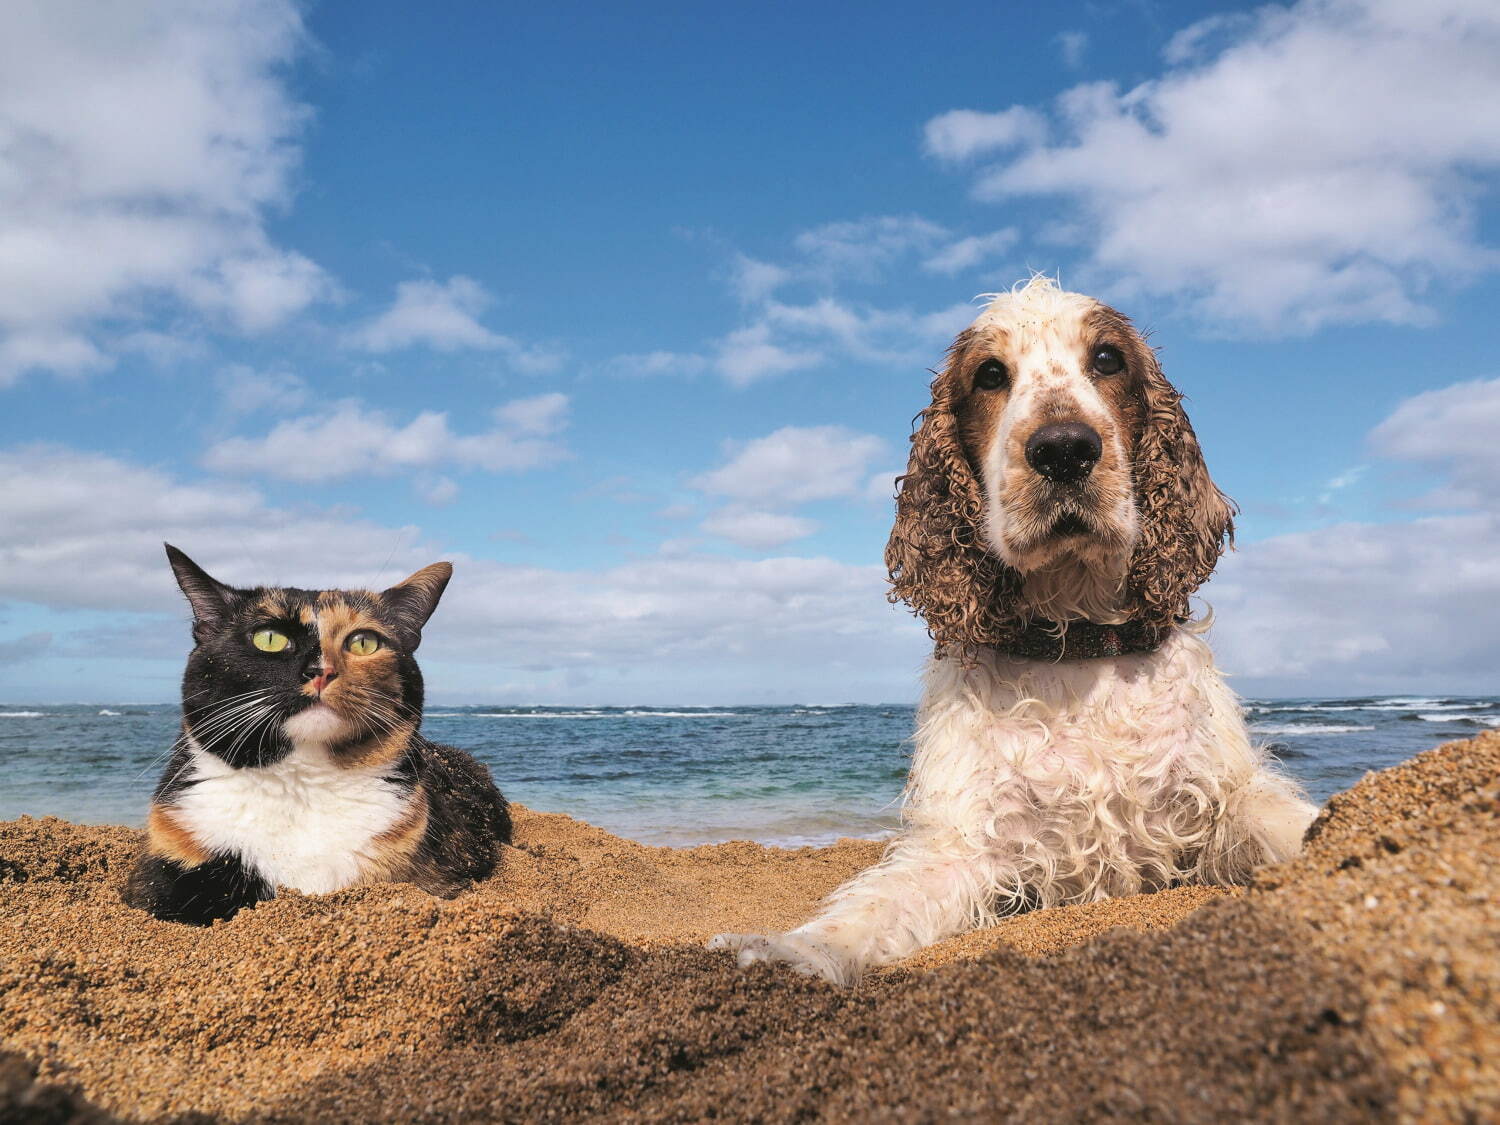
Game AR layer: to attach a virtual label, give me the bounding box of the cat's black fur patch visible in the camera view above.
[124,545,512,923]
[409,736,514,892]
[123,852,273,926]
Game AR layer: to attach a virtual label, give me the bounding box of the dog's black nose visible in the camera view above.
[1026,422,1102,483]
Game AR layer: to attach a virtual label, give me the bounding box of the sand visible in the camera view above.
[1,732,1496,1123]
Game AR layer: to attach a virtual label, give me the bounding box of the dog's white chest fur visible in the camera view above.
[172,739,408,894]
[712,628,1317,984]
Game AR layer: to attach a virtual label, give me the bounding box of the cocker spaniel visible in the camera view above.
[712,277,1316,985]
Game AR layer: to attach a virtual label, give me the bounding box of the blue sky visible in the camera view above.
[2,0,1499,703]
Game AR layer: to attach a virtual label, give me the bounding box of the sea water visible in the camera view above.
[1,698,1494,846]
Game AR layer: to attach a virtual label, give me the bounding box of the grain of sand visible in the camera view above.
[2,732,1497,1122]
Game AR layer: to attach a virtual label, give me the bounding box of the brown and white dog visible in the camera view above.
[712,277,1316,984]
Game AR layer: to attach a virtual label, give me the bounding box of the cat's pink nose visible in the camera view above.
[310,668,338,694]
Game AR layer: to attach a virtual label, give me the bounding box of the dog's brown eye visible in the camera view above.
[1091,345,1125,376]
[973,360,1009,391]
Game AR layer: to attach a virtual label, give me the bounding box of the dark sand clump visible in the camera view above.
[1,733,1496,1123]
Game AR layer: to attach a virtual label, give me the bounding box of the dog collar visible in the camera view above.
[997,619,1165,661]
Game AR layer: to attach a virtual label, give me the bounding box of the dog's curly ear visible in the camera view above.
[1127,351,1236,633]
[885,332,1018,651]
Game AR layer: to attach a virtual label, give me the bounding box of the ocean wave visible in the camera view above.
[449,710,742,719]
[626,710,740,718]
[1268,703,1495,720]
[0,711,47,718]
[1413,713,1500,726]
[98,709,122,716]
[1250,723,1376,735]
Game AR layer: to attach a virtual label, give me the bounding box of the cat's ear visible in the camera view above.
[164,544,238,634]
[381,562,453,651]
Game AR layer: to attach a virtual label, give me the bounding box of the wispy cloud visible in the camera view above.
[692,425,886,507]
[0,446,923,699]
[690,424,889,549]
[342,275,564,372]
[0,0,332,386]
[203,393,570,484]
[1056,30,1087,69]
[1209,369,1500,691]
[1369,376,1500,511]
[699,508,819,550]
[612,214,1015,387]
[926,0,1500,332]
[214,365,310,416]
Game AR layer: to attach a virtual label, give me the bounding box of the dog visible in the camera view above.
[711,277,1317,985]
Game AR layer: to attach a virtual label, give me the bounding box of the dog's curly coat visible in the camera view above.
[712,278,1317,985]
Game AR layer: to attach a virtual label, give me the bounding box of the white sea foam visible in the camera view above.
[1250,723,1376,735]
[450,710,741,719]
[623,710,739,718]
[473,712,612,719]
[1285,700,1489,713]
[0,711,47,718]
[98,709,122,716]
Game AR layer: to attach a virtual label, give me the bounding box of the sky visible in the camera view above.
[2,0,1499,704]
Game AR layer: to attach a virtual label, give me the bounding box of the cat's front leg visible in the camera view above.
[123,850,273,925]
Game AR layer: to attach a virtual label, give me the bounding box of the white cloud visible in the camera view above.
[342,275,563,371]
[0,446,926,701]
[921,229,1019,275]
[414,474,459,507]
[792,215,949,282]
[692,425,886,507]
[930,0,1500,331]
[729,255,792,304]
[202,393,570,482]
[215,365,309,415]
[708,296,977,388]
[494,390,569,435]
[865,469,901,504]
[632,215,1008,388]
[116,330,207,367]
[699,508,819,550]
[604,350,711,378]
[1368,377,1500,510]
[697,216,1003,385]
[1207,369,1500,693]
[0,0,332,386]
[1208,513,1500,693]
[1057,30,1088,69]
[184,250,331,334]
[713,322,823,387]
[923,107,1048,162]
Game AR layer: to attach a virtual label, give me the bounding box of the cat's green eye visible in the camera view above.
[346,631,382,656]
[252,629,290,653]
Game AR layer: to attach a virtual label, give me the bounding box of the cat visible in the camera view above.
[123,544,511,925]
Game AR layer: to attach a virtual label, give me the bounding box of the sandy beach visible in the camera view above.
[2,731,1496,1122]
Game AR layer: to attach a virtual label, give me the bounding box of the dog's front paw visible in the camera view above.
[707,930,855,986]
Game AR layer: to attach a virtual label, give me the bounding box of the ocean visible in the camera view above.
[1,697,1495,847]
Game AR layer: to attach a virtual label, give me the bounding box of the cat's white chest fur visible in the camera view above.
[172,736,409,894]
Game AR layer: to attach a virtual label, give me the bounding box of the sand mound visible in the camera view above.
[1,733,1496,1122]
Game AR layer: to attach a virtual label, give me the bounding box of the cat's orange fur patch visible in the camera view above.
[341,719,417,769]
[146,804,211,868]
[254,592,291,620]
[362,786,430,881]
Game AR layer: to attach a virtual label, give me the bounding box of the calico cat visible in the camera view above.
[123,544,511,925]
